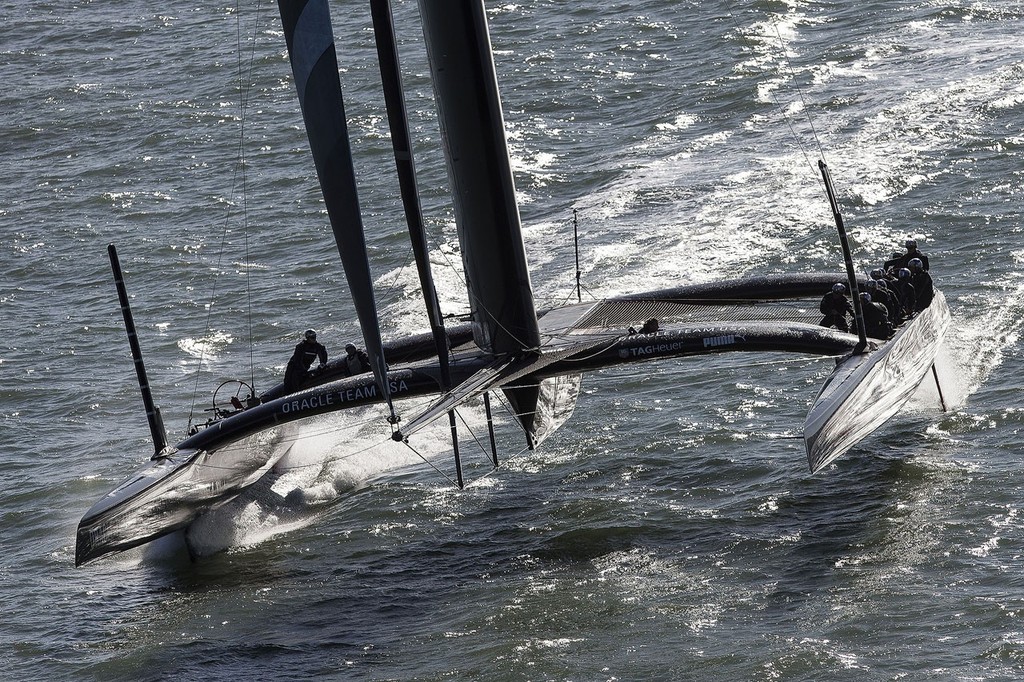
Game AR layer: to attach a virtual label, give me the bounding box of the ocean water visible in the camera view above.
[2,0,1023,679]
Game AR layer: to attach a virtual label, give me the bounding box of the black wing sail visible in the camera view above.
[278,0,396,419]
[418,0,541,357]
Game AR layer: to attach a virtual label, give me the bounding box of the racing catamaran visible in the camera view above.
[75,0,949,567]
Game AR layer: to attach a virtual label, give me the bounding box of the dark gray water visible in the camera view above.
[2,1,1023,679]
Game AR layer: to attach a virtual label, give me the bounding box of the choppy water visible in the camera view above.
[2,0,1023,679]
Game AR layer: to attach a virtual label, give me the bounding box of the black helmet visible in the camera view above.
[865,279,878,290]
[832,283,846,295]
[860,292,872,302]
[898,267,911,279]
[876,279,888,290]
[905,239,917,250]
[908,257,924,271]
[304,329,317,341]
[345,343,357,353]
[870,268,885,280]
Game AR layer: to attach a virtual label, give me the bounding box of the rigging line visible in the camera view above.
[769,18,829,173]
[487,387,526,428]
[452,407,501,466]
[399,439,459,487]
[462,442,533,489]
[186,4,264,431]
[236,0,265,395]
[570,280,602,303]
[418,224,474,317]
[542,278,599,309]
[186,198,235,431]
[419,221,540,352]
[374,254,414,309]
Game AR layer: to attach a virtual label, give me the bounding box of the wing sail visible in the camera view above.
[418,0,540,356]
[278,0,396,418]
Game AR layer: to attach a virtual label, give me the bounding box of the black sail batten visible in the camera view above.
[818,160,868,354]
[278,0,396,420]
[417,0,541,358]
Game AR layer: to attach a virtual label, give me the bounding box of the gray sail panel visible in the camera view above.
[278,0,395,416]
[417,0,541,356]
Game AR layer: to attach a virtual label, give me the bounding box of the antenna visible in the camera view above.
[573,209,582,303]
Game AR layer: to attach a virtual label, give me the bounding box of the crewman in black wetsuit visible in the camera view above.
[908,258,934,310]
[894,268,917,319]
[638,318,659,334]
[343,343,371,376]
[866,279,900,325]
[819,283,853,332]
[284,329,328,393]
[884,239,930,273]
[859,292,894,339]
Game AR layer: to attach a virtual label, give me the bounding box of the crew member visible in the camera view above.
[884,239,930,272]
[284,329,328,392]
[819,282,853,332]
[343,343,371,376]
[894,268,917,318]
[908,258,934,310]
[859,292,894,339]
[867,279,900,325]
[638,318,659,334]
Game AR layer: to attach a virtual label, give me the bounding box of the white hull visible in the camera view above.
[804,290,951,473]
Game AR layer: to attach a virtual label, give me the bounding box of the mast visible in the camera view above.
[416,0,546,443]
[818,160,868,354]
[278,0,397,422]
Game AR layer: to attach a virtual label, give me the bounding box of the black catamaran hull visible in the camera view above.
[78,0,951,569]
[77,276,880,566]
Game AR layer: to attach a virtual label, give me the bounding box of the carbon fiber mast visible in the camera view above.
[278,0,397,424]
[107,244,168,457]
[819,160,868,355]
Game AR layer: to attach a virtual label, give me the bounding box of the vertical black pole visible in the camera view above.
[818,160,868,354]
[573,209,582,303]
[450,412,464,489]
[483,391,499,466]
[932,364,948,412]
[372,0,468,474]
[108,244,168,456]
[370,0,451,385]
